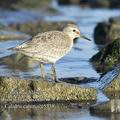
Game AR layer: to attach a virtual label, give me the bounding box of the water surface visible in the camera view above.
[0,1,120,120]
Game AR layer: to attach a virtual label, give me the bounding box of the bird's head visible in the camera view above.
[63,24,91,41]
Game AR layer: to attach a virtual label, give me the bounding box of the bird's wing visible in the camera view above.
[16,31,70,56]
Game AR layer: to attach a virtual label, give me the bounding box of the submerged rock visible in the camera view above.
[94,16,120,45]
[91,38,120,74]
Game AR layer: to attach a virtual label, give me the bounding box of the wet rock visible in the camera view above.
[90,65,120,113]
[8,21,74,36]
[13,0,52,9]
[80,0,110,8]
[0,0,20,9]
[94,16,120,45]
[58,0,120,8]
[91,38,120,74]
[0,30,30,40]
[58,0,80,5]
[0,77,96,103]
[60,77,96,84]
[0,0,52,10]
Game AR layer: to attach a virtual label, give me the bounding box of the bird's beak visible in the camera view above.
[80,35,91,41]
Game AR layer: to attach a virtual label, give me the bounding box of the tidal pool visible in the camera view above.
[0,0,120,120]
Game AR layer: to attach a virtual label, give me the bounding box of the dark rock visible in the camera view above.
[58,0,80,5]
[94,16,120,45]
[58,0,120,8]
[91,38,120,74]
[0,0,21,9]
[58,0,70,5]
[8,21,74,36]
[80,0,110,8]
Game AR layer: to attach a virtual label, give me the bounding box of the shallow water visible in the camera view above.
[0,104,120,120]
[0,4,120,79]
[0,0,120,120]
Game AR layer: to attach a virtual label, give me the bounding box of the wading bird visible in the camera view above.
[13,24,91,82]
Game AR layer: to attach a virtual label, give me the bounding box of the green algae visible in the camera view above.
[91,38,120,74]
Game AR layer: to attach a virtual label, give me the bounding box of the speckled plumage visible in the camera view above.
[14,24,82,82]
[15,31,73,63]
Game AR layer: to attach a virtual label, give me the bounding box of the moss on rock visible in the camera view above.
[91,38,120,73]
[0,77,96,103]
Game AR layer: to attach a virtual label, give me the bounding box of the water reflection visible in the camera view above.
[0,105,120,120]
[0,105,110,120]
[0,1,120,120]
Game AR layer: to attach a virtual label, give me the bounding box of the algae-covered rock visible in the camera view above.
[0,77,96,103]
[94,16,120,45]
[91,38,120,73]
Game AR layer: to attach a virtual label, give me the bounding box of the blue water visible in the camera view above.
[0,1,120,120]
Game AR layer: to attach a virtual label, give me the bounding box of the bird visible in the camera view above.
[12,23,91,82]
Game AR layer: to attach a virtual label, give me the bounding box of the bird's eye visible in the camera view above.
[73,29,76,32]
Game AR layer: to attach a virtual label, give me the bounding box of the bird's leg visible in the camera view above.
[51,63,59,82]
[39,63,48,80]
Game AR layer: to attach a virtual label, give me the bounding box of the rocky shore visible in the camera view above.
[58,0,120,8]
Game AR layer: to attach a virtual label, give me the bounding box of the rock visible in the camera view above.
[58,0,80,5]
[80,0,110,8]
[90,64,120,113]
[0,77,96,103]
[91,38,120,74]
[0,30,30,40]
[8,21,74,36]
[0,0,52,9]
[0,0,20,9]
[94,16,120,45]
[90,88,120,113]
[58,0,120,8]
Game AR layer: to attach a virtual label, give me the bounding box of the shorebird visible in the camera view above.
[13,24,91,82]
